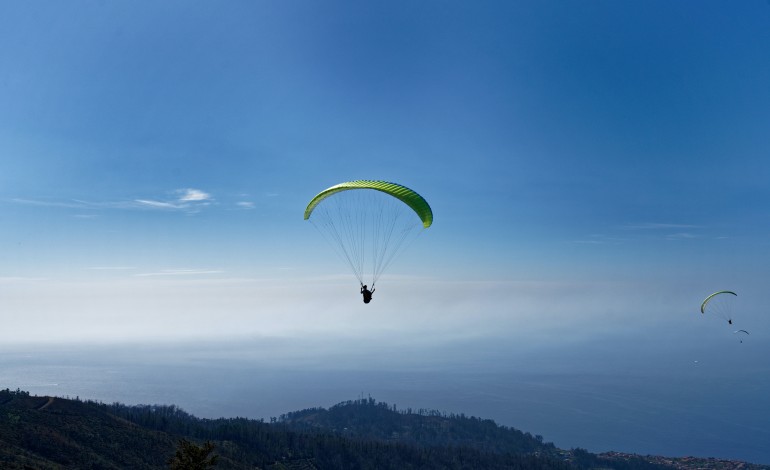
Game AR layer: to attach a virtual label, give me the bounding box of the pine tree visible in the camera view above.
[168,438,219,469]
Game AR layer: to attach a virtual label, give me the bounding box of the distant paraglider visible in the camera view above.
[305,180,432,303]
[700,290,737,325]
[734,329,749,343]
[698,291,753,342]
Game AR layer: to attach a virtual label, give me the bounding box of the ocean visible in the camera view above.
[1,337,768,464]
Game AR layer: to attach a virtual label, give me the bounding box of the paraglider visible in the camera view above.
[305,180,432,303]
[698,291,754,342]
[700,291,737,325]
[734,329,749,343]
[360,284,375,304]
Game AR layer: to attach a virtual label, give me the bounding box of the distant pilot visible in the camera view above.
[360,284,375,304]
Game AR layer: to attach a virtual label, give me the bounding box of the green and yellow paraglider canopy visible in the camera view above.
[304,180,433,228]
[304,180,432,287]
[700,290,738,325]
[700,290,737,314]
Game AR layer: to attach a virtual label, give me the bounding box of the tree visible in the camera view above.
[168,438,218,469]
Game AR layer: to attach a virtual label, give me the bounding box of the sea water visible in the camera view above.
[1,337,768,464]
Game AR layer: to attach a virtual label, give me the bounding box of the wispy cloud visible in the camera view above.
[177,188,211,202]
[13,198,137,210]
[71,199,136,209]
[623,222,703,241]
[11,198,89,209]
[134,199,185,210]
[134,268,224,277]
[619,223,702,231]
[87,266,137,271]
[13,188,215,214]
[576,222,705,245]
[571,234,629,245]
[236,201,255,209]
[135,188,213,212]
[665,232,698,240]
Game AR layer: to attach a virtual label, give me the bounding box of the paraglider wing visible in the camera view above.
[305,180,433,228]
[304,180,432,288]
[700,290,737,314]
[734,329,749,343]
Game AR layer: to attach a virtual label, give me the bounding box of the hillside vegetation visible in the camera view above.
[1,389,764,469]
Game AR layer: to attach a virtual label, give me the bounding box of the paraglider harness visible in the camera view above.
[360,283,375,304]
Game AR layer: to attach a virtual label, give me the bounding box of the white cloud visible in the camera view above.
[87,266,136,271]
[666,232,698,240]
[11,198,88,209]
[134,268,224,277]
[572,234,629,245]
[577,223,705,244]
[135,199,184,210]
[1,274,766,349]
[177,188,211,202]
[236,201,255,209]
[135,188,213,212]
[13,188,214,214]
[620,223,702,230]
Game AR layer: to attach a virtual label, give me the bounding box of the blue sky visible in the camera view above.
[1,0,770,346]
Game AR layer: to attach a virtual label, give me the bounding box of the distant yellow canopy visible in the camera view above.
[700,290,736,314]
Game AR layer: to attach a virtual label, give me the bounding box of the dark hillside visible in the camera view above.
[103,398,576,470]
[0,389,574,469]
[279,397,554,455]
[0,389,174,469]
[2,389,765,470]
[277,398,681,470]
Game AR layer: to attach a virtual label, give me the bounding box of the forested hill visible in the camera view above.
[0,389,764,470]
[278,397,554,455]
